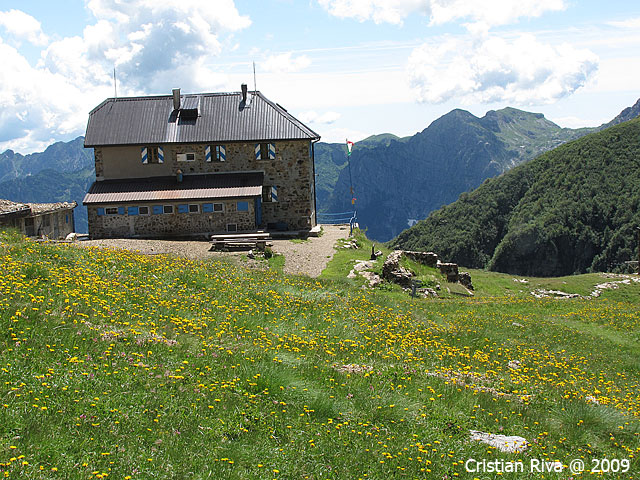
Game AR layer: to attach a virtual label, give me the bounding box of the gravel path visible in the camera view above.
[270,225,349,277]
[78,238,219,261]
[77,224,349,277]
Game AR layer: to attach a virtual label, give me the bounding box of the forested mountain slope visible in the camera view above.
[391,118,640,276]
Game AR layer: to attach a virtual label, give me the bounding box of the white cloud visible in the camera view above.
[262,52,312,73]
[317,0,430,25]
[74,0,251,91]
[317,0,565,27]
[0,9,48,45]
[0,0,251,153]
[0,38,112,153]
[407,33,598,105]
[607,17,640,29]
[430,0,566,28]
[299,110,341,124]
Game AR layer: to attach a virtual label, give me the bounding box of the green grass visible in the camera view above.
[319,229,391,284]
[0,229,639,479]
[267,253,285,273]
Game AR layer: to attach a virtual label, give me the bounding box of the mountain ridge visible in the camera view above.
[322,101,638,241]
[0,136,93,184]
[390,118,640,276]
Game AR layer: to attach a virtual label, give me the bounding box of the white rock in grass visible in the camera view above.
[470,430,528,453]
[508,360,522,370]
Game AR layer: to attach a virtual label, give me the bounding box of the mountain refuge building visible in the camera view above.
[83,86,320,239]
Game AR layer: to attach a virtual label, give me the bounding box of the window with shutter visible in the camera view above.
[141,146,162,163]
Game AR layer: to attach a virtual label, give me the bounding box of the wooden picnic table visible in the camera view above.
[210,232,271,251]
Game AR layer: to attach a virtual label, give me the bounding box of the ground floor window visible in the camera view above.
[227,223,237,232]
[203,203,224,213]
[97,202,243,218]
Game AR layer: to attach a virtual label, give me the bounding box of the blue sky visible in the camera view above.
[1,0,639,153]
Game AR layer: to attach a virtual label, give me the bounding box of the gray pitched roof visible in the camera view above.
[83,172,263,204]
[84,91,320,146]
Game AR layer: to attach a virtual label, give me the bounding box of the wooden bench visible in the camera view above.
[210,232,271,251]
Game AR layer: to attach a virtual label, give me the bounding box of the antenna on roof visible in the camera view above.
[113,67,117,98]
[253,61,257,93]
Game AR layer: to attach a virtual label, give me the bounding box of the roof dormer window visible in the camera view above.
[179,96,199,120]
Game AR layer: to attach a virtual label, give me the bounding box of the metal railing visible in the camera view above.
[317,211,359,236]
[317,211,355,224]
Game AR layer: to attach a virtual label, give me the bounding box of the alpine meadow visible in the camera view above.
[0,229,639,479]
[2,1,640,479]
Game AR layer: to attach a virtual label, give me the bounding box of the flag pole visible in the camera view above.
[346,139,356,213]
[345,139,357,234]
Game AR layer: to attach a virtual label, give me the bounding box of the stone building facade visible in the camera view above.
[0,200,76,239]
[86,197,257,239]
[84,87,320,239]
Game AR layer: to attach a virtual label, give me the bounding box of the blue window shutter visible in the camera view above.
[271,186,278,202]
[158,146,164,163]
[152,205,163,215]
[202,203,213,213]
[205,145,211,162]
[254,197,262,225]
[237,201,249,212]
[268,143,276,159]
[97,207,105,216]
[178,204,188,214]
[127,206,139,216]
[141,147,148,164]
[254,144,261,160]
[118,207,125,215]
[218,145,226,161]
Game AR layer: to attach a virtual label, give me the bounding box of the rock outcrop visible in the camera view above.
[348,260,381,288]
[382,250,473,293]
[382,251,414,287]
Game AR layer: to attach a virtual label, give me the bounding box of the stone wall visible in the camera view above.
[9,210,75,239]
[403,250,439,267]
[87,199,255,238]
[382,250,474,292]
[93,139,315,233]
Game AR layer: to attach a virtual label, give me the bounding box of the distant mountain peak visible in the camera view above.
[602,97,640,129]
